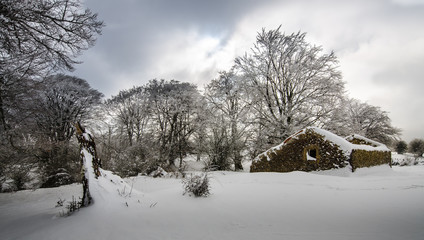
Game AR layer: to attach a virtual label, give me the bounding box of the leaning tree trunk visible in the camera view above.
[74,122,102,207]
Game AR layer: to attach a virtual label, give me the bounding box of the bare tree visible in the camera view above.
[395,140,407,154]
[0,0,104,77]
[0,74,102,190]
[99,87,155,176]
[35,74,103,142]
[323,98,401,145]
[0,1,103,189]
[106,86,150,146]
[0,0,103,142]
[235,26,344,144]
[409,139,424,158]
[347,99,400,144]
[205,71,251,170]
[91,80,205,176]
[145,79,202,168]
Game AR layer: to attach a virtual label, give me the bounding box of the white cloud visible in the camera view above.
[140,29,235,87]
[391,0,424,6]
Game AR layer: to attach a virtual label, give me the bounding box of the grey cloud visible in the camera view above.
[75,0,276,97]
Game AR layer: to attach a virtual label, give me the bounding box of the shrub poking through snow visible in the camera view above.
[183,173,210,197]
[57,196,82,217]
[66,196,81,215]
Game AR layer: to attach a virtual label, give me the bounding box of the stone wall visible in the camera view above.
[350,150,391,172]
[251,129,348,173]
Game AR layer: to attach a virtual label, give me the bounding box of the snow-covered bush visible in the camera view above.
[183,173,210,197]
[149,167,167,178]
[392,153,423,166]
[37,141,80,186]
[1,179,17,193]
[206,128,232,171]
[97,141,160,177]
[2,165,33,192]
[41,168,73,188]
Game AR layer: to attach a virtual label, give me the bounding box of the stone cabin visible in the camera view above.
[250,127,391,173]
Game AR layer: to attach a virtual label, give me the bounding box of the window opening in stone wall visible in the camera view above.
[306,148,318,161]
[303,145,320,162]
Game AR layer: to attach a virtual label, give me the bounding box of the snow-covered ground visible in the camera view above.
[1,165,424,240]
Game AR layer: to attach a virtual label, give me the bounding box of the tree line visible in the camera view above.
[0,1,405,191]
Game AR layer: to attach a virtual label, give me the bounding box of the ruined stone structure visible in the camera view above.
[250,127,391,173]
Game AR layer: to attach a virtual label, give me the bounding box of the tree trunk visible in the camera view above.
[0,86,9,133]
[233,153,243,171]
[231,112,243,171]
[74,122,101,206]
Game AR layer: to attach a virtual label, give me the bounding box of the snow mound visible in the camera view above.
[81,149,147,208]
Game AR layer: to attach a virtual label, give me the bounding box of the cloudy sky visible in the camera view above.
[74,0,424,142]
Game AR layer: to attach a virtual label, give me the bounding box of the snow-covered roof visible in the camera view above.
[311,127,390,152]
[255,127,390,162]
[345,134,387,148]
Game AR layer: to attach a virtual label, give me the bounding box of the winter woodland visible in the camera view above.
[1,1,424,240]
